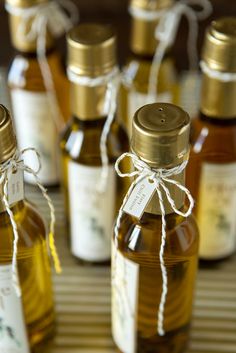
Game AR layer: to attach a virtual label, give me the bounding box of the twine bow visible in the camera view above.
[0,148,61,297]
[67,67,121,193]
[125,0,212,101]
[114,152,194,336]
[6,0,79,131]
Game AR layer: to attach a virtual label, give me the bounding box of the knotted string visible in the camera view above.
[124,0,212,101]
[114,152,194,336]
[6,0,79,131]
[67,67,120,192]
[0,148,62,297]
[200,61,236,82]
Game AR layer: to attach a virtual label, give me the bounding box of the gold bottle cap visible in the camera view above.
[202,17,236,73]
[0,105,17,164]
[6,0,48,8]
[131,103,190,168]
[67,23,117,77]
[130,0,173,55]
[6,0,53,52]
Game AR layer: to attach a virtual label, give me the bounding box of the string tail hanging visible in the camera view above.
[0,148,62,297]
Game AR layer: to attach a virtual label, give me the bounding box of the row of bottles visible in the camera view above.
[0,0,236,352]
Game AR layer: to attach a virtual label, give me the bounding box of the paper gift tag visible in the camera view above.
[123,177,156,219]
[7,169,24,206]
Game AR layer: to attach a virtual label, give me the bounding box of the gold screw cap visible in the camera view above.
[131,103,190,168]
[67,23,117,77]
[202,17,236,73]
[130,0,173,11]
[6,0,48,9]
[0,105,17,164]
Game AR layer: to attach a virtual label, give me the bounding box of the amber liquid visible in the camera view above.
[60,116,129,263]
[0,201,55,349]
[119,53,179,136]
[187,113,236,261]
[113,209,199,353]
[8,48,69,122]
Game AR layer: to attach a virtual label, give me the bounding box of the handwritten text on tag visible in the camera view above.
[7,169,24,206]
[123,178,156,219]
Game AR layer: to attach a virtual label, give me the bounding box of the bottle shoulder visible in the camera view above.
[190,114,236,161]
[115,211,199,259]
[60,116,129,164]
[8,50,65,91]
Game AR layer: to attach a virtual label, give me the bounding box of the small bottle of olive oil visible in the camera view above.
[7,0,70,186]
[119,0,179,136]
[61,24,129,264]
[0,105,55,350]
[187,17,236,262]
[112,103,199,353]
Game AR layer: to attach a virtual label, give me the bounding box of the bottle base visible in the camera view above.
[115,323,190,353]
[28,307,55,348]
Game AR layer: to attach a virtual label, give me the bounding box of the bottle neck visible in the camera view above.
[200,73,236,119]
[70,82,110,121]
[145,169,185,216]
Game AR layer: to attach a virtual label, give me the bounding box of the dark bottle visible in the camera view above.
[187,17,236,261]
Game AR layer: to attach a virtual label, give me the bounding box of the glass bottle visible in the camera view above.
[60,23,129,264]
[7,0,69,186]
[0,105,55,351]
[187,17,236,262]
[119,0,179,137]
[112,103,199,353]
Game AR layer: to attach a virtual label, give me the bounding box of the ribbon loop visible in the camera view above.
[114,152,194,336]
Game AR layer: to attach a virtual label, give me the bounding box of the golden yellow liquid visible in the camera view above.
[0,201,55,349]
[60,116,129,263]
[8,48,69,123]
[119,54,179,137]
[113,209,199,353]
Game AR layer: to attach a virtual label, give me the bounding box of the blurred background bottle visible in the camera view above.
[119,0,179,137]
[60,23,129,264]
[0,104,55,350]
[7,0,70,186]
[187,17,236,262]
[112,103,199,353]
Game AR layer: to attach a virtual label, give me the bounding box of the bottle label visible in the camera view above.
[10,90,59,185]
[112,243,139,353]
[0,265,30,353]
[68,162,116,261]
[128,91,172,133]
[198,162,236,259]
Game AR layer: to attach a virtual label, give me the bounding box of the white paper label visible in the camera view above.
[0,265,30,353]
[128,91,172,133]
[11,90,59,185]
[112,244,139,353]
[68,162,116,261]
[123,177,156,219]
[198,162,236,259]
[7,170,24,206]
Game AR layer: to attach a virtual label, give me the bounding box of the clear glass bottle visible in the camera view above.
[7,0,69,186]
[187,18,236,262]
[119,0,179,137]
[0,105,55,351]
[60,24,129,264]
[112,103,199,353]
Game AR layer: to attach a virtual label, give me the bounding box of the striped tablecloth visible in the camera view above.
[27,186,236,353]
